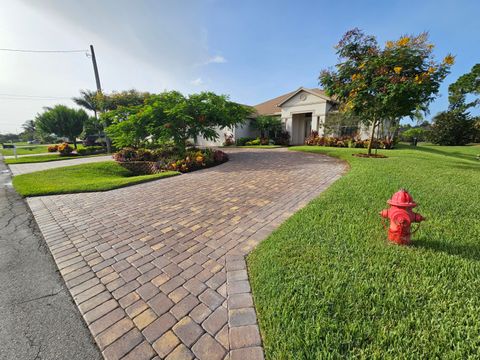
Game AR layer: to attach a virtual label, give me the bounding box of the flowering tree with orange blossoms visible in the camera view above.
[319,28,454,155]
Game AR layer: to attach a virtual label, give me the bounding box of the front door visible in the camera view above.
[292,113,312,145]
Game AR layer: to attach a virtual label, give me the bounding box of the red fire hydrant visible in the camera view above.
[380,189,425,245]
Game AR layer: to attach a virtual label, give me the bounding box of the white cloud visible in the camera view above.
[0,0,213,133]
[192,55,227,68]
[206,55,227,64]
[191,78,204,86]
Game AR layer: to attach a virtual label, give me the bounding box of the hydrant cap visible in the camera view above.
[387,189,417,207]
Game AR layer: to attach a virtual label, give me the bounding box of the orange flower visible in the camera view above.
[351,73,362,81]
[397,36,410,47]
[443,54,455,65]
[385,41,395,49]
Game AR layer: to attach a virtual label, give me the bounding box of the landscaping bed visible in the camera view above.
[248,144,480,359]
[12,161,178,196]
[113,147,228,174]
[305,132,394,149]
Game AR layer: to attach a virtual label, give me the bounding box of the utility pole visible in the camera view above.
[89,44,111,153]
[90,45,102,92]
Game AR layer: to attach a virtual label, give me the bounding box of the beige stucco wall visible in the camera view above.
[195,126,233,147]
[234,119,260,139]
[281,91,329,144]
[194,119,260,147]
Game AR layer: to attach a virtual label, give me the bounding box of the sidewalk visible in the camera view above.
[0,156,101,360]
[8,155,112,176]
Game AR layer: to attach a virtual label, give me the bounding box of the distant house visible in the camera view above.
[195,87,375,146]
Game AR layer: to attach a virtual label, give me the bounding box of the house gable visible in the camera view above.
[279,89,327,109]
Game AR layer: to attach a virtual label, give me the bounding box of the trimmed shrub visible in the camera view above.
[77,146,105,156]
[58,143,73,156]
[245,138,261,146]
[236,137,255,146]
[273,131,290,146]
[47,145,58,152]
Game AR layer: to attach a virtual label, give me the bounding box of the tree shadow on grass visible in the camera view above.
[413,238,480,262]
[451,163,480,171]
[412,145,479,163]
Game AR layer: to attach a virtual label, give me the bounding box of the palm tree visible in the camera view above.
[73,90,100,119]
[21,119,36,141]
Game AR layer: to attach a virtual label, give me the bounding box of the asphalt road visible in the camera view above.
[0,156,101,360]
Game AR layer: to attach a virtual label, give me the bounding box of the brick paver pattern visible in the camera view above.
[9,155,112,176]
[27,148,345,360]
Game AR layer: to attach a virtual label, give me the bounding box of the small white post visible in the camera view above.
[14,145,17,159]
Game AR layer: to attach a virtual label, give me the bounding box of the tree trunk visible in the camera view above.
[367,120,377,156]
[390,119,400,145]
[73,138,77,149]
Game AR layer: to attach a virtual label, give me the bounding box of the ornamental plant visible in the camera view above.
[35,105,88,149]
[57,142,73,156]
[105,91,252,154]
[429,111,475,145]
[448,63,480,112]
[319,29,454,155]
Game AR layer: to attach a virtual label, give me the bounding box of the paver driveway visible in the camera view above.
[27,148,345,360]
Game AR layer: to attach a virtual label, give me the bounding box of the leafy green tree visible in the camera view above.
[449,64,480,112]
[429,111,475,145]
[105,91,251,153]
[401,127,430,142]
[35,105,88,148]
[319,29,453,155]
[103,89,151,111]
[252,115,282,138]
[0,133,21,143]
[74,89,151,152]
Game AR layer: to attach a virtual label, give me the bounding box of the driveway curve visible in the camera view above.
[27,148,346,360]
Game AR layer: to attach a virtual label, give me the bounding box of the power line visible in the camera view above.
[0,48,88,53]
[0,93,73,100]
[0,97,72,101]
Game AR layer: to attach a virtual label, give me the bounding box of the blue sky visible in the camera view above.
[0,0,479,133]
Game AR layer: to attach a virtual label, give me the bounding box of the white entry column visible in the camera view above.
[285,116,293,144]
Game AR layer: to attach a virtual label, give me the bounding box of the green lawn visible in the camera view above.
[0,144,86,156]
[248,144,480,359]
[13,161,179,196]
[5,153,106,164]
[238,145,282,149]
[0,144,51,156]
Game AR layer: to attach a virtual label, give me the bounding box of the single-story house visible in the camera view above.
[195,86,374,146]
